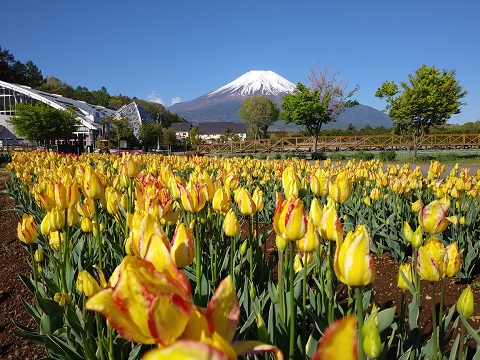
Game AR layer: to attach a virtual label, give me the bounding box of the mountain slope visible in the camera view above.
[169,70,392,129]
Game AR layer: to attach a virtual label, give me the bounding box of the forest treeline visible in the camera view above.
[0,46,184,128]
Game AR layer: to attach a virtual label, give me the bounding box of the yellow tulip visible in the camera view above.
[49,206,65,232]
[252,187,264,213]
[334,224,375,287]
[223,209,241,237]
[77,198,95,218]
[86,255,192,345]
[82,165,104,200]
[273,192,308,242]
[293,252,314,272]
[180,182,206,213]
[34,249,44,263]
[445,242,464,277]
[296,217,320,253]
[311,316,357,360]
[403,222,423,248]
[457,286,474,318]
[17,213,38,244]
[397,263,413,291]
[418,197,457,234]
[309,197,323,229]
[311,169,329,197]
[329,171,352,204]
[80,217,94,233]
[416,237,448,282]
[170,220,195,268]
[235,188,257,216]
[76,270,101,297]
[212,187,231,215]
[123,154,140,178]
[319,202,343,242]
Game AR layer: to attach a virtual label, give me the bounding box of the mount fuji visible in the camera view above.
[168,70,391,130]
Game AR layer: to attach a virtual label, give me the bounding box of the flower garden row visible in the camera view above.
[7,150,480,359]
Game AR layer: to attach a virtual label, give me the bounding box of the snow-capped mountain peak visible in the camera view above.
[208,70,296,98]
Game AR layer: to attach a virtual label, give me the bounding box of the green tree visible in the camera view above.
[375,64,467,159]
[111,117,136,150]
[219,128,240,142]
[138,122,163,151]
[238,94,279,139]
[24,60,44,88]
[7,103,79,148]
[281,67,358,152]
[162,127,177,152]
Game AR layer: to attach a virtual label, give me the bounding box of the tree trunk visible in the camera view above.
[312,135,318,153]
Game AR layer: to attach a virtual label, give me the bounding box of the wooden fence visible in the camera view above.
[196,134,480,155]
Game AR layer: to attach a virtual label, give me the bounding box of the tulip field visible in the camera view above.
[6,150,480,359]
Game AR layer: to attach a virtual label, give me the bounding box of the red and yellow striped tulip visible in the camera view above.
[273,192,308,242]
[17,214,38,244]
[418,197,457,234]
[170,220,195,268]
[445,241,464,277]
[334,224,375,287]
[416,237,448,282]
[312,316,357,360]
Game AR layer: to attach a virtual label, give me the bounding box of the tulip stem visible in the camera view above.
[29,245,39,297]
[355,286,365,360]
[288,241,296,360]
[439,277,446,340]
[302,255,307,350]
[278,249,285,323]
[327,240,334,325]
[93,200,102,270]
[431,282,438,360]
[458,319,466,360]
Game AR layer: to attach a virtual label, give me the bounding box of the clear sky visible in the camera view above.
[3,0,479,124]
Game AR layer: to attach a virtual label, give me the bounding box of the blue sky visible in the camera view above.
[3,0,479,124]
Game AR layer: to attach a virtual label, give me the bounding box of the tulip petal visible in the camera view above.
[208,275,240,343]
[232,340,284,360]
[86,288,153,344]
[311,316,357,360]
[142,340,230,360]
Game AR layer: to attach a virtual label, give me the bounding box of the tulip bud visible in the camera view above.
[54,292,72,307]
[297,217,320,253]
[76,270,101,297]
[329,171,352,204]
[457,286,474,319]
[82,165,104,200]
[81,217,93,233]
[170,221,195,268]
[446,242,464,277]
[223,209,241,237]
[275,235,287,252]
[418,197,457,234]
[240,240,248,255]
[212,187,231,215]
[363,322,382,359]
[40,212,51,235]
[397,263,413,291]
[123,154,140,178]
[411,199,423,213]
[252,187,264,212]
[34,249,44,263]
[236,188,257,216]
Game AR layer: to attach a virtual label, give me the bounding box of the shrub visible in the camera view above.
[0,151,12,167]
[379,150,397,162]
[353,151,374,161]
[311,152,327,161]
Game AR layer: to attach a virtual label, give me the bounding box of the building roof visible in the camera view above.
[197,122,247,135]
[170,122,191,132]
[113,102,154,137]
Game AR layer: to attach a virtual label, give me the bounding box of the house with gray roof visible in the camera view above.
[197,122,247,143]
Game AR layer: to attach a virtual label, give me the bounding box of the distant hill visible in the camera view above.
[168,70,392,130]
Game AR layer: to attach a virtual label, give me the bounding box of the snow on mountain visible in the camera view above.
[207,70,296,98]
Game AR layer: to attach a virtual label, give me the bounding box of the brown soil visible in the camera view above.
[0,176,46,359]
[1,173,480,359]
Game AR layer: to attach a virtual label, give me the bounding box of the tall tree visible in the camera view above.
[7,103,79,148]
[111,117,136,149]
[24,60,44,87]
[375,64,467,159]
[238,94,279,139]
[281,66,358,152]
[138,122,163,151]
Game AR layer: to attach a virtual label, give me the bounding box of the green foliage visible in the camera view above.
[353,151,374,161]
[238,95,279,139]
[0,151,12,166]
[138,122,163,150]
[111,117,136,148]
[379,150,397,162]
[7,103,79,145]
